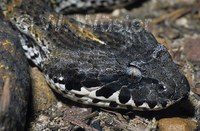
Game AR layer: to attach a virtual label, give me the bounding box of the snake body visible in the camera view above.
[2,0,190,110]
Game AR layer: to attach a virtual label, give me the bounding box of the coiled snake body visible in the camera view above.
[1,0,190,110]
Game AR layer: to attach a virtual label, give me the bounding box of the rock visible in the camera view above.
[158,117,197,131]
[192,84,200,95]
[30,67,57,112]
[176,17,189,28]
[0,19,30,130]
[183,37,200,64]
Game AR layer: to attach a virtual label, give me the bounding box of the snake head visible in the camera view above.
[10,12,33,35]
[31,18,190,111]
[70,21,190,110]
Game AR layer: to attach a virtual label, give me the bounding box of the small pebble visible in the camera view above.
[183,38,200,64]
[158,117,197,131]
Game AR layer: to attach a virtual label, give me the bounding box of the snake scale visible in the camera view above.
[1,0,190,110]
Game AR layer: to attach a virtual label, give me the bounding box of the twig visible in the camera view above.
[0,76,10,115]
[64,110,98,131]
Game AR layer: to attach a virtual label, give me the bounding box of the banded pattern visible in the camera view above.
[50,0,136,13]
[19,34,44,67]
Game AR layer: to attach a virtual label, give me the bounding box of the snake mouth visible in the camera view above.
[57,90,185,111]
[45,67,190,111]
[44,62,190,111]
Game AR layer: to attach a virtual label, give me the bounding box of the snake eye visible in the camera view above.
[127,66,142,83]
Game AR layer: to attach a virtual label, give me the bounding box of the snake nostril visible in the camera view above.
[157,84,166,93]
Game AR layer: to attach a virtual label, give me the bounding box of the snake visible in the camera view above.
[1,0,190,110]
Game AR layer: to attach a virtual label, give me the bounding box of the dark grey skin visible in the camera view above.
[40,19,190,110]
[7,0,190,110]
